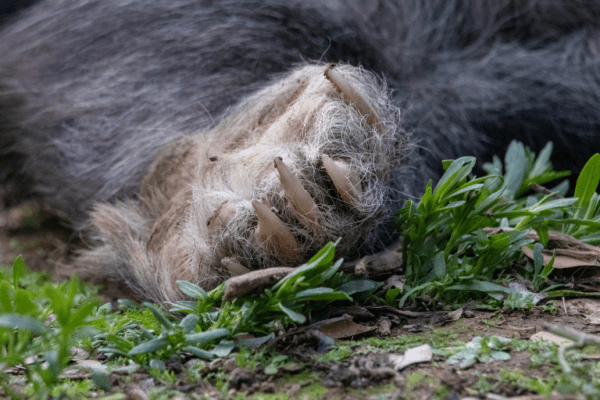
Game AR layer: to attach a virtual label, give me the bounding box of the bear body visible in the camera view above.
[1,0,600,302]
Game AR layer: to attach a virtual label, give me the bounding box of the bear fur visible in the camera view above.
[1,0,600,302]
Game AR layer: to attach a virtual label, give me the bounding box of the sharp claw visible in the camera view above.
[324,64,382,135]
[321,154,362,203]
[252,199,299,263]
[274,157,322,233]
[221,257,252,276]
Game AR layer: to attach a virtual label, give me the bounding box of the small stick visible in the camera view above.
[542,323,600,346]
[529,183,563,199]
[542,322,600,374]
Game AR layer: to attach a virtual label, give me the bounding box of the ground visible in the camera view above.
[1,202,600,400]
[0,202,72,279]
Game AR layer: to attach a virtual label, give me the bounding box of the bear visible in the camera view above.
[1,0,600,302]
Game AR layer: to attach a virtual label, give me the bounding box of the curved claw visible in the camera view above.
[321,154,362,204]
[274,157,322,233]
[324,64,382,135]
[252,199,299,263]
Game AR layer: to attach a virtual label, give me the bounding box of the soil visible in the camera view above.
[0,202,138,301]
[2,203,599,400]
[0,202,74,277]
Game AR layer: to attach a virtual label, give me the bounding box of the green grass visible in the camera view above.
[394,141,600,307]
[0,257,103,399]
[3,140,600,398]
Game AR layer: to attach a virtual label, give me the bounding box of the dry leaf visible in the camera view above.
[521,246,600,269]
[70,348,90,361]
[384,275,404,291]
[318,318,377,339]
[508,282,547,305]
[377,318,392,336]
[353,244,402,275]
[448,308,463,321]
[389,344,433,371]
[485,227,600,269]
[75,359,105,369]
[564,298,600,314]
[586,311,600,325]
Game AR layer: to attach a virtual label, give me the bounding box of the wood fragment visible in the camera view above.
[341,244,402,275]
[542,322,600,346]
[223,267,296,300]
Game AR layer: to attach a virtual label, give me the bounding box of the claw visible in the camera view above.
[221,257,252,276]
[324,64,382,134]
[321,154,362,203]
[252,199,299,263]
[274,157,322,233]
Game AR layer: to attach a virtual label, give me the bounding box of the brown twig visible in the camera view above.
[528,182,564,199]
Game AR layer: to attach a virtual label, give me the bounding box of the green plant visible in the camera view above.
[98,241,351,366]
[150,369,179,385]
[4,140,600,398]
[97,303,230,366]
[0,256,100,399]
[49,379,95,399]
[483,141,570,200]
[435,336,512,369]
[531,243,555,291]
[499,369,555,396]
[472,371,499,394]
[384,287,402,306]
[395,141,600,306]
[561,153,600,242]
[542,303,558,315]
[175,241,351,331]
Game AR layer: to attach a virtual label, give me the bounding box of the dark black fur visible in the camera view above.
[1,0,600,241]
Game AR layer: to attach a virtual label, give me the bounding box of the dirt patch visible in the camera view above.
[0,202,73,275]
[0,203,137,302]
